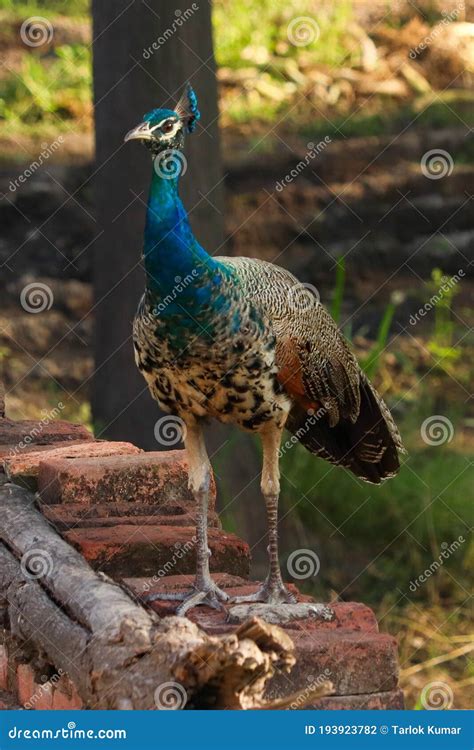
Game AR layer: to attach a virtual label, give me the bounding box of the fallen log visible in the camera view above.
[0,482,330,709]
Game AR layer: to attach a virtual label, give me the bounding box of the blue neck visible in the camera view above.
[143,169,216,292]
[142,165,234,339]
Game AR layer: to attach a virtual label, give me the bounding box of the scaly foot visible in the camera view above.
[231,578,297,605]
[144,580,230,617]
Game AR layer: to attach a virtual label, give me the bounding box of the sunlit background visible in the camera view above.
[0,0,473,709]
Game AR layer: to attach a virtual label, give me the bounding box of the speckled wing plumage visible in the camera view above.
[218,256,405,484]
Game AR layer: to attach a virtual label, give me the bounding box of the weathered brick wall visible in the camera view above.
[0,411,403,711]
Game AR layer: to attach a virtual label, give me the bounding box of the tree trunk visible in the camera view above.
[0,482,330,710]
[91,0,223,448]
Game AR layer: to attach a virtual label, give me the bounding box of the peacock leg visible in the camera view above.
[145,421,229,616]
[232,425,296,605]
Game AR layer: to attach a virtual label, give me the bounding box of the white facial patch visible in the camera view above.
[150,118,181,139]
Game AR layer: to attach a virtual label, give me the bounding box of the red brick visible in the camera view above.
[127,577,377,634]
[267,629,399,698]
[5,440,141,490]
[64,525,250,579]
[52,675,83,710]
[26,681,54,710]
[43,509,220,531]
[40,500,199,520]
[305,688,404,710]
[17,664,36,706]
[0,645,7,690]
[38,450,213,512]
[0,440,85,460]
[0,688,21,710]
[0,419,92,448]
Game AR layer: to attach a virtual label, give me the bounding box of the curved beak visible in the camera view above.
[124,121,153,143]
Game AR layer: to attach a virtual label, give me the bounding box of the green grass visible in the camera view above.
[214,0,356,70]
[278,402,472,606]
[2,0,473,143]
[1,44,91,138]
[0,0,88,18]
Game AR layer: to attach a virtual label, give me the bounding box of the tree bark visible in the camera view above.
[0,483,311,710]
[92,0,223,448]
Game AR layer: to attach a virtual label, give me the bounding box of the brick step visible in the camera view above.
[267,628,399,698]
[65,526,250,579]
[4,440,141,490]
[0,439,87,460]
[126,575,398,699]
[16,664,82,710]
[43,508,220,530]
[40,500,200,519]
[0,688,21,710]
[38,450,209,513]
[0,418,92,448]
[308,689,404,710]
[127,575,379,634]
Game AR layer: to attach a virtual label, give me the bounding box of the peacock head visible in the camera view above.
[124,84,200,157]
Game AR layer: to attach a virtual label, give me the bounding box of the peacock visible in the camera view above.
[124,85,405,617]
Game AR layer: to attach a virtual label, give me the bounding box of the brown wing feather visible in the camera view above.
[218,256,405,482]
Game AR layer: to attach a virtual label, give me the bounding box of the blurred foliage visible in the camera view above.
[1,0,473,144]
[214,0,356,69]
[426,268,462,368]
[0,0,88,18]
[279,413,472,606]
[1,45,91,135]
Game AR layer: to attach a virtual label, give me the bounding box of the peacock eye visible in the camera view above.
[161,120,175,134]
